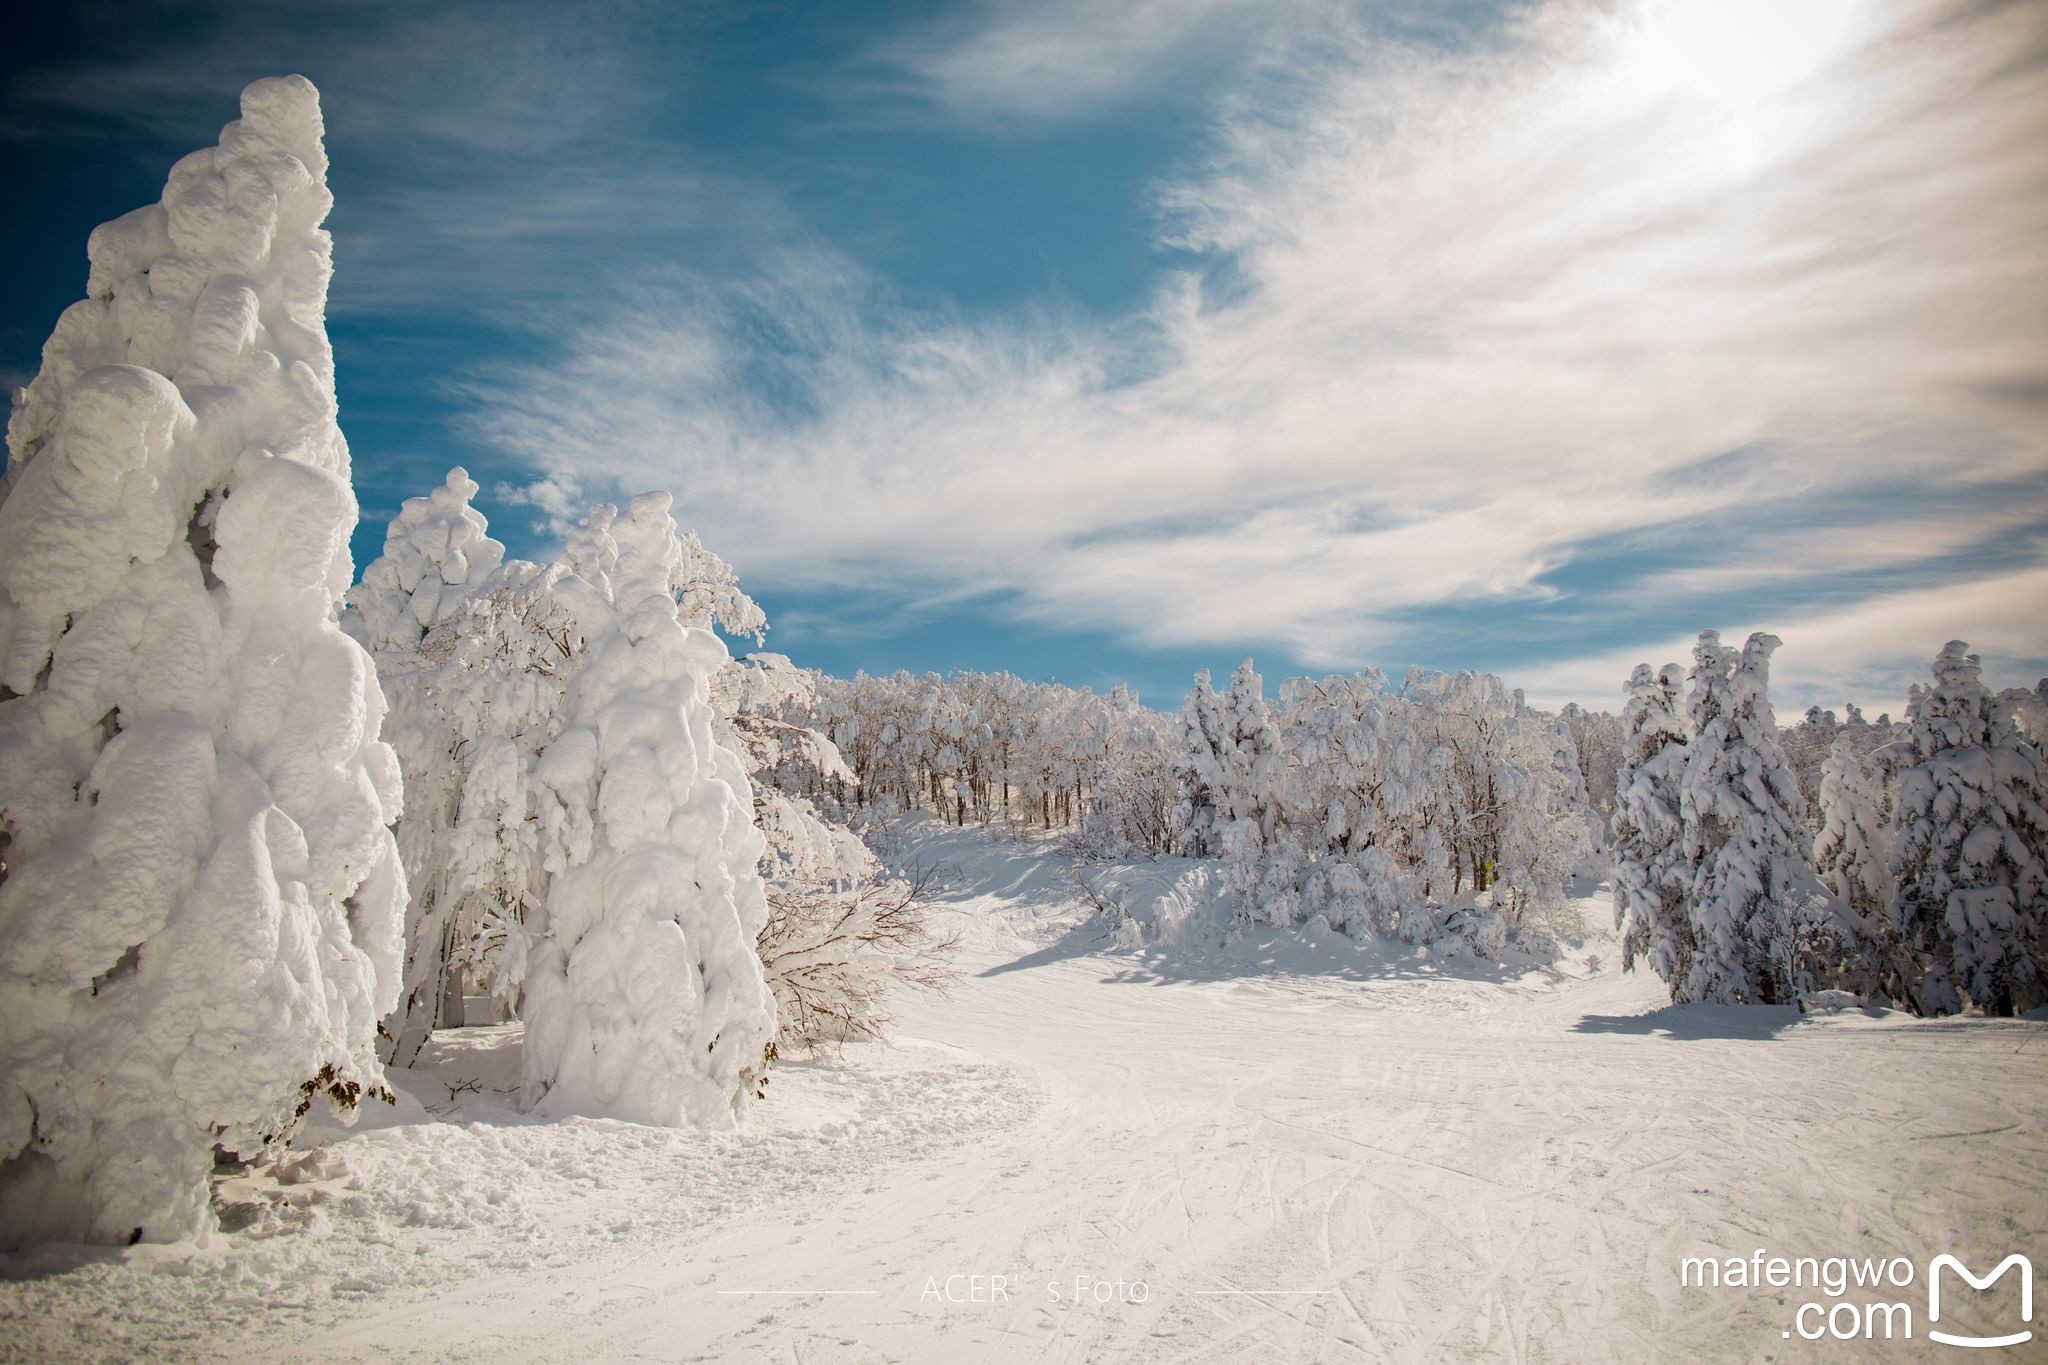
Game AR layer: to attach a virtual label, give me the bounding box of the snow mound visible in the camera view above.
[0,1024,1037,1358]
[1088,857,1548,967]
[1797,989,1891,1017]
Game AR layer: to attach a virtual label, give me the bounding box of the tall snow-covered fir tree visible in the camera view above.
[0,78,405,1245]
[1216,660,1279,921]
[1675,631,1812,1004]
[518,492,777,1126]
[1172,669,1225,857]
[1612,664,1690,981]
[1887,641,2048,1016]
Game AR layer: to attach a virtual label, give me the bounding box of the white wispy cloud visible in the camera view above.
[863,0,1278,124]
[1622,494,2048,603]
[469,0,2048,703]
[3,0,738,325]
[861,0,1529,126]
[5,0,673,155]
[1512,562,2048,716]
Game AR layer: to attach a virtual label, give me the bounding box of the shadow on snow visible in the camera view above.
[978,913,1564,990]
[1571,1004,1803,1040]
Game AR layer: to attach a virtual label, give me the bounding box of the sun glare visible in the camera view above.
[1614,0,1867,172]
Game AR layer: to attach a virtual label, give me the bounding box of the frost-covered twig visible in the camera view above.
[756,864,960,1054]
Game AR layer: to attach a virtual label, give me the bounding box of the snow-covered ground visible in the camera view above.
[5,820,2043,1362]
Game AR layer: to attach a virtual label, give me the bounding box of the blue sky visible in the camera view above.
[4,0,2045,715]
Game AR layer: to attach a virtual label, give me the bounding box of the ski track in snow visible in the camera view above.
[5,820,2045,1362]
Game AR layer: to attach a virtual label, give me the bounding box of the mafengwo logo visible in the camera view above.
[1680,1249,2033,1346]
[1928,1254,2032,1350]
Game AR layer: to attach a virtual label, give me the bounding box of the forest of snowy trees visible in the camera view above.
[2,77,2045,1250]
[795,660,1602,930]
[1611,631,2048,1015]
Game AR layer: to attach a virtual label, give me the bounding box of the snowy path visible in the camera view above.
[6,823,2045,1362]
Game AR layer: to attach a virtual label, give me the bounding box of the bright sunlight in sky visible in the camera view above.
[1616,0,1864,171]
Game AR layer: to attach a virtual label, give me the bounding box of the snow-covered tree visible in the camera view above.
[807,668,1172,836]
[1612,664,1690,980]
[1216,661,1280,921]
[1497,707,1596,918]
[715,652,957,1052]
[348,467,505,657]
[1234,671,1398,938]
[1388,669,1537,905]
[1675,631,1816,1004]
[423,556,589,1017]
[1816,733,1893,926]
[1813,731,1902,1000]
[1993,682,2048,749]
[0,77,404,1245]
[1780,705,1841,833]
[714,652,861,875]
[1067,687,1179,860]
[1887,641,2048,1016]
[1782,704,1899,835]
[353,467,957,1069]
[1559,703,1626,823]
[518,493,777,1125]
[416,496,766,1041]
[345,468,507,1057]
[1173,670,1226,857]
[1163,663,1593,951]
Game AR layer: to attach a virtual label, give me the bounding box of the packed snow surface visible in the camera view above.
[4,820,2043,1361]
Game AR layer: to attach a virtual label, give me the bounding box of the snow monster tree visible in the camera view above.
[1675,631,1811,1004]
[1613,663,1690,982]
[0,77,405,1245]
[517,493,778,1127]
[1888,640,2048,1015]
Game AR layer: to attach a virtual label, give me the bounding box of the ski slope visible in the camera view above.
[5,821,2044,1362]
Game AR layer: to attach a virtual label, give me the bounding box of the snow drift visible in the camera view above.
[0,76,404,1246]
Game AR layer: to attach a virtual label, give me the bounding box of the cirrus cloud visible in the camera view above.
[473,0,2048,709]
